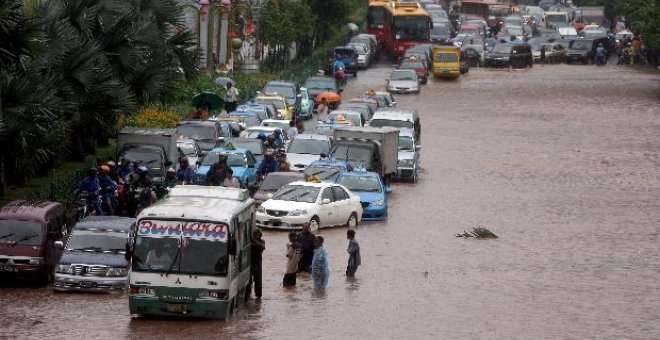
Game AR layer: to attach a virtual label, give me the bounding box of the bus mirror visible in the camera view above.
[124,242,132,261]
[228,235,237,256]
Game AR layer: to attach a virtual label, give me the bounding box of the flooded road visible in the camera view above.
[2,64,660,339]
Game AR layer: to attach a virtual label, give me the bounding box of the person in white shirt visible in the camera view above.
[222,168,241,188]
[287,120,298,140]
[145,244,172,269]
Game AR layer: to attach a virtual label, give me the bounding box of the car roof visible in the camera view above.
[256,94,286,101]
[305,76,335,82]
[74,216,135,232]
[340,170,382,179]
[262,119,290,123]
[286,180,334,188]
[292,133,331,141]
[372,110,416,122]
[309,159,351,168]
[0,200,63,222]
[264,172,305,180]
[391,69,417,74]
[265,80,296,87]
[209,147,250,154]
[177,120,218,127]
[230,110,260,117]
[330,110,362,116]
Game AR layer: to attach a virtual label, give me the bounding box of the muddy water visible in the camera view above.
[2,64,660,339]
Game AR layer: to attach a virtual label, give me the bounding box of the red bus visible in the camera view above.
[382,2,431,58]
[367,0,393,43]
[460,0,512,30]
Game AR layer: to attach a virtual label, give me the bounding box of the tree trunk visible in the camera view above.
[0,87,5,196]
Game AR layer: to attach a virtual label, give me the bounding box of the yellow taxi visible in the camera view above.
[255,93,293,120]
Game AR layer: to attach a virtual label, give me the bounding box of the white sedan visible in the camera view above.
[256,181,363,231]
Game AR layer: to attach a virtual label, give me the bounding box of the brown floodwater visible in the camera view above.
[1,63,659,339]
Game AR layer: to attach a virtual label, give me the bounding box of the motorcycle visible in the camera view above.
[75,191,99,220]
[333,66,347,87]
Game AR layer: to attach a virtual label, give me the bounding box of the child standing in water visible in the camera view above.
[346,229,361,277]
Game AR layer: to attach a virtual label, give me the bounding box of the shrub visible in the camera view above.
[118,107,181,129]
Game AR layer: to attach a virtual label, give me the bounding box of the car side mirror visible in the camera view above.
[385,187,393,194]
[391,101,397,106]
[337,89,344,94]
[54,240,64,250]
[320,153,327,159]
[297,94,302,98]
[322,198,331,204]
[248,163,255,168]
[415,145,421,151]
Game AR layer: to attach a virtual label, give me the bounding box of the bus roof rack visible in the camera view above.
[168,185,250,201]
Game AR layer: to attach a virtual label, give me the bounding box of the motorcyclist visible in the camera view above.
[332,56,346,70]
[98,165,118,215]
[596,43,607,64]
[116,159,132,183]
[207,154,231,186]
[163,168,177,187]
[257,149,278,177]
[75,168,103,216]
[176,156,195,184]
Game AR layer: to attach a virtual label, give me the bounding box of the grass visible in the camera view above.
[0,140,117,207]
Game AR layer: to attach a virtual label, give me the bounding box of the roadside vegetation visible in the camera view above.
[0,0,364,203]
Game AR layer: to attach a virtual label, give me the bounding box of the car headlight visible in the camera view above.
[129,285,156,295]
[199,289,229,300]
[106,267,128,277]
[257,206,266,213]
[399,159,414,167]
[372,199,385,206]
[57,264,73,274]
[29,258,43,265]
[289,209,308,216]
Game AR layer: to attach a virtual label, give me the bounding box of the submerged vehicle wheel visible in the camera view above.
[309,217,320,232]
[347,213,358,229]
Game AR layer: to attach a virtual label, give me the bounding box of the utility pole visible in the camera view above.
[0,85,5,197]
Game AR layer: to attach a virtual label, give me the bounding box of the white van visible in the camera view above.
[128,186,255,319]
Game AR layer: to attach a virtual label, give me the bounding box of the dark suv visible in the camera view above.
[485,42,533,68]
[325,46,359,76]
[565,37,615,64]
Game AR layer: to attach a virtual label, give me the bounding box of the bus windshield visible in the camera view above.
[368,6,386,28]
[393,16,429,41]
[132,236,228,276]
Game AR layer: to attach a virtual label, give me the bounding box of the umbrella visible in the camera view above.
[192,91,224,110]
[314,91,341,104]
[214,76,234,87]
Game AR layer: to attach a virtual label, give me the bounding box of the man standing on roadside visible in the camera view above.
[248,229,266,300]
[346,229,361,277]
[311,236,329,289]
[297,222,315,273]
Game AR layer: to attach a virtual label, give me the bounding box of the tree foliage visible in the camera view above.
[0,0,198,184]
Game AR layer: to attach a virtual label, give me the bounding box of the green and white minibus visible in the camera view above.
[128,186,254,318]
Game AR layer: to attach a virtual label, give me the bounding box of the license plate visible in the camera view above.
[79,281,96,288]
[0,265,18,272]
[166,304,187,313]
[270,219,282,226]
[443,70,450,74]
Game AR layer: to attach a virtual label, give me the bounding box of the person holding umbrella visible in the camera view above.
[224,82,239,113]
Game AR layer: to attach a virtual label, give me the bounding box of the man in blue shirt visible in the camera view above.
[76,168,103,215]
[176,157,195,184]
[257,150,278,176]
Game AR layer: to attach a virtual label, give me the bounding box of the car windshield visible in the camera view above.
[261,120,289,129]
[339,176,382,192]
[263,85,295,99]
[370,118,414,129]
[272,185,320,203]
[230,114,261,127]
[434,53,458,62]
[330,112,361,126]
[400,61,425,69]
[390,71,416,81]
[348,44,367,53]
[304,79,336,90]
[288,138,330,155]
[132,236,228,276]
[431,25,449,35]
[399,136,414,151]
[246,129,277,139]
[0,220,43,246]
[505,26,523,35]
[66,229,126,253]
[256,98,285,110]
[228,141,263,156]
[202,152,246,167]
[122,149,162,168]
[177,125,215,140]
[178,143,197,156]
[393,16,430,40]
[260,174,302,191]
[492,44,513,53]
[333,145,372,163]
[304,166,344,181]
[570,40,591,50]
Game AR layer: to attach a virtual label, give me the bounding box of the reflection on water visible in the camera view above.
[1,64,660,339]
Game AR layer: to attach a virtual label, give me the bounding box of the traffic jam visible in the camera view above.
[0,0,636,320]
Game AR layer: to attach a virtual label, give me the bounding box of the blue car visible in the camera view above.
[195,147,258,187]
[304,159,353,183]
[338,170,390,221]
[237,103,275,121]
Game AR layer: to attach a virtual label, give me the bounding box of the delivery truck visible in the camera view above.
[117,127,180,183]
[331,126,399,182]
